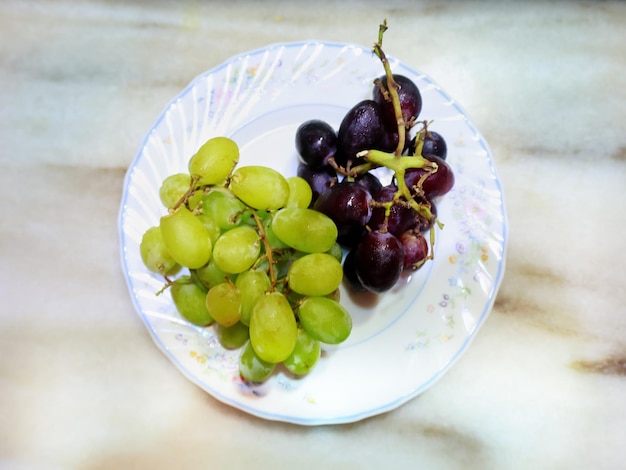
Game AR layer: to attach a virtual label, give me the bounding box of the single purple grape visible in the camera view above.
[336,99,393,166]
[368,185,416,236]
[409,130,448,160]
[404,155,455,199]
[354,172,383,197]
[399,230,429,270]
[296,162,337,205]
[295,119,338,168]
[354,230,404,293]
[313,180,372,237]
[342,248,367,292]
[372,74,422,130]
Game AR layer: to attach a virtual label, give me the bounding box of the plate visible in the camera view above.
[118,41,507,425]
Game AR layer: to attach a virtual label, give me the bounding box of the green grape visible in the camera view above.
[140,226,179,275]
[235,270,271,326]
[239,340,276,382]
[159,206,212,269]
[326,241,343,263]
[212,226,261,274]
[286,176,312,209]
[194,259,235,289]
[262,215,289,250]
[283,328,321,376]
[159,173,192,209]
[188,136,239,185]
[216,321,249,350]
[229,166,289,210]
[205,282,241,327]
[196,213,221,245]
[201,188,245,231]
[271,207,338,253]
[288,253,343,297]
[249,292,298,363]
[297,296,352,345]
[170,276,214,326]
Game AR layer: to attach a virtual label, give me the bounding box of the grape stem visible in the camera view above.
[372,19,406,157]
[171,175,201,212]
[327,156,374,180]
[251,210,279,289]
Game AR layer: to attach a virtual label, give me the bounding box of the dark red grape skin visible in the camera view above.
[295,119,338,168]
[399,230,429,270]
[354,230,404,293]
[368,185,416,237]
[415,199,437,233]
[336,99,394,166]
[313,181,372,237]
[354,172,383,197]
[409,130,448,160]
[372,74,422,129]
[404,155,455,199]
[342,248,367,292]
[296,163,337,205]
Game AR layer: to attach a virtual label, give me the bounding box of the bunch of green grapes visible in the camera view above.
[139,136,352,382]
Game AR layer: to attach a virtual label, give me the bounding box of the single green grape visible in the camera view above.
[159,206,212,269]
[326,241,343,263]
[286,176,312,209]
[271,207,338,253]
[196,213,221,245]
[297,296,352,345]
[140,226,179,275]
[212,226,261,274]
[205,282,242,327]
[159,173,192,209]
[188,136,239,185]
[239,340,276,383]
[200,188,245,231]
[249,292,297,363]
[235,270,271,326]
[170,276,214,326]
[282,328,321,376]
[288,253,343,297]
[216,321,249,350]
[194,259,235,290]
[229,166,290,210]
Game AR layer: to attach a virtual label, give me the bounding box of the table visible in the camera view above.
[2,1,625,468]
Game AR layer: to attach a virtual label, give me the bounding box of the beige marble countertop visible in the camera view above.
[2,1,625,468]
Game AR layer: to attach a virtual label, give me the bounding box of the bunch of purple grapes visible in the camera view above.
[295,72,455,294]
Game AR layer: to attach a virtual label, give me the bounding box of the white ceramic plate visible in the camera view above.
[118,41,507,425]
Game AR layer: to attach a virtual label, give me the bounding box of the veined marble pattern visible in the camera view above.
[1,1,624,469]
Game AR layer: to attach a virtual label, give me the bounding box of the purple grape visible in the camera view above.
[295,119,338,168]
[372,74,422,130]
[296,162,337,205]
[354,230,404,293]
[342,248,367,292]
[404,155,455,199]
[336,99,394,166]
[354,172,383,197]
[313,180,372,237]
[415,199,437,233]
[409,130,448,160]
[399,230,429,270]
[368,185,416,236]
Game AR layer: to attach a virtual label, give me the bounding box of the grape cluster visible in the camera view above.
[295,22,455,294]
[139,136,352,382]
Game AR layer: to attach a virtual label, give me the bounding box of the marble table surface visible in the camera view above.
[1,1,625,468]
